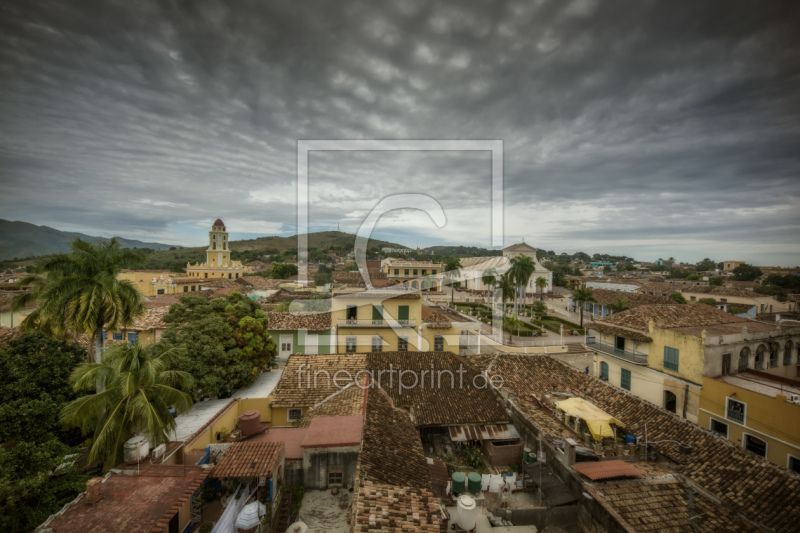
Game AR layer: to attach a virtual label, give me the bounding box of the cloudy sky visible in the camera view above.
[1,0,799,265]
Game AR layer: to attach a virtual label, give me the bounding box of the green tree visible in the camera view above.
[314,271,333,286]
[669,292,687,304]
[481,267,497,309]
[0,333,86,445]
[535,276,548,300]
[0,439,91,533]
[532,300,548,320]
[61,343,193,470]
[698,298,717,306]
[603,265,612,274]
[732,264,763,281]
[269,262,299,279]
[605,298,629,315]
[572,287,596,328]
[13,238,144,363]
[444,258,462,305]
[497,273,515,315]
[161,293,274,398]
[510,255,535,314]
[233,315,278,375]
[695,258,717,271]
[709,277,724,286]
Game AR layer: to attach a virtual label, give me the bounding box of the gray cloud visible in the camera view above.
[0,0,798,263]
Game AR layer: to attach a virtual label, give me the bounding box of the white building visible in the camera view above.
[449,242,553,296]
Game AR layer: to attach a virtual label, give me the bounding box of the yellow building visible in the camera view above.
[589,304,800,428]
[330,289,480,354]
[185,219,252,280]
[117,271,206,297]
[723,260,745,272]
[104,306,171,347]
[381,260,443,290]
[698,374,800,472]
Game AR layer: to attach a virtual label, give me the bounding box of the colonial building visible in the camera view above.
[117,270,206,296]
[185,219,252,280]
[381,259,443,290]
[451,241,553,296]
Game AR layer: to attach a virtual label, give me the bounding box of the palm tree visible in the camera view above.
[61,342,194,470]
[510,255,535,314]
[572,286,596,328]
[496,272,515,316]
[606,298,629,315]
[482,267,497,310]
[535,276,548,301]
[13,238,144,363]
[445,258,462,305]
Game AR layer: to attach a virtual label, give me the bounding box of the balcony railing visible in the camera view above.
[726,408,745,424]
[586,338,648,365]
[337,319,416,328]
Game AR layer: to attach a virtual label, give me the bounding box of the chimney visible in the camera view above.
[85,477,105,505]
[565,438,578,467]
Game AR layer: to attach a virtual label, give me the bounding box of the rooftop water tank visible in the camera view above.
[239,410,261,437]
[456,495,477,531]
[451,472,466,494]
[123,435,149,463]
[467,472,482,494]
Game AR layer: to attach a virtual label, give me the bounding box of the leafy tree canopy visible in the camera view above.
[0,332,86,445]
[669,292,687,304]
[161,293,276,398]
[268,262,299,279]
[709,277,725,286]
[732,264,763,281]
[695,258,717,271]
[698,298,717,306]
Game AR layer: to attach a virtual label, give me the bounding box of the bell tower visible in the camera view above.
[207,219,230,267]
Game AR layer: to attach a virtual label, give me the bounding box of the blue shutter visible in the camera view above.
[621,368,631,390]
[664,347,679,371]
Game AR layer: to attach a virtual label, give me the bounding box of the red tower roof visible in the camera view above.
[213,219,225,227]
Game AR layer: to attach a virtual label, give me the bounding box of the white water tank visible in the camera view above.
[285,522,308,533]
[456,495,477,531]
[123,435,150,463]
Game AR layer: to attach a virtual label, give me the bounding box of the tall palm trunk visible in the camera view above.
[93,329,104,364]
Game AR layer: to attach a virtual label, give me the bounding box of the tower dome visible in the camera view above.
[213,218,225,228]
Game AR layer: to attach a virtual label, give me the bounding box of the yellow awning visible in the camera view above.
[555,397,625,441]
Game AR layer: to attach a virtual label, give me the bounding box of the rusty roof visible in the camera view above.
[42,465,207,533]
[588,289,672,308]
[209,441,284,479]
[572,460,646,480]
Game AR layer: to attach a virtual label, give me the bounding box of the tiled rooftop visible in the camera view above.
[267,311,331,331]
[236,276,283,289]
[210,441,284,478]
[572,460,646,480]
[352,481,442,533]
[40,465,207,533]
[470,354,800,533]
[593,304,744,332]
[366,351,510,426]
[587,288,672,308]
[271,354,367,408]
[298,383,366,427]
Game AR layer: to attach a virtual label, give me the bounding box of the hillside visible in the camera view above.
[0,219,175,261]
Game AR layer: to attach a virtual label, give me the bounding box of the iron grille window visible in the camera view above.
[345,336,357,353]
[600,362,609,380]
[328,471,343,485]
[620,368,631,391]
[371,336,382,353]
[434,335,444,351]
[398,336,409,351]
[664,347,680,372]
[710,419,728,438]
[287,408,302,422]
[769,346,779,368]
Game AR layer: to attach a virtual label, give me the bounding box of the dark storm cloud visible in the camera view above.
[0,0,798,262]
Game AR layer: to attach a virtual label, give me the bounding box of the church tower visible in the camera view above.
[206,219,230,267]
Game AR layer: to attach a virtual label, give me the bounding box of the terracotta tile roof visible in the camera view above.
[236,276,282,289]
[271,354,368,407]
[590,478,752,532]
[298,383,366,427]
[143,294,184,308]
[367,351,509,426]
[682,285,763,298]
[127,306,170,332]
[209,441,284,479]
[589,323,654,343]
[207,287,242,298]
[247,427,306,461]
[572,460,646,480]
[352,481,443,533]
[0,326,20,345]
[588,289,672,308]
[267,311,331,331]
[476,354,800,533]
[202,278,241,289]
[638,282,686,295]
[41,465,207,533]
[334,290,420,300]
[503,242,538,252]
[358,387,431,489]
[593,304,743,333]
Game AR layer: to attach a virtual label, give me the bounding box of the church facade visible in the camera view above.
[185,219,252,279]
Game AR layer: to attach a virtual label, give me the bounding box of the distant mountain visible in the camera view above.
[0,219,176,261]
[421,245,502,258]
